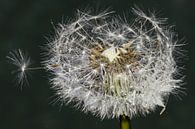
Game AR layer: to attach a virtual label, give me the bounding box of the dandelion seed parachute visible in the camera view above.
[44,8,182,119]
[7,49,31,86]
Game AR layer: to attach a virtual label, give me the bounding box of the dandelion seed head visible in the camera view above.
[44,8,184,119]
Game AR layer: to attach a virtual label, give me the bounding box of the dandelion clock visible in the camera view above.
[42,8,184,129]
[8,8,184,129]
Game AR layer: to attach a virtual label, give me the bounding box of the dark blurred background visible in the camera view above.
[0,0,194,129]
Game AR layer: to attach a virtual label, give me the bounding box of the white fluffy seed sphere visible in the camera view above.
[44,8,183,119]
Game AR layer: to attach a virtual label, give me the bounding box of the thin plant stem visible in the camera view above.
[26,67,43,70]
[120,115,131,129]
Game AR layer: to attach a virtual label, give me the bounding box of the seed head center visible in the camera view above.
[101,46,120,62]
[89,43,139,73]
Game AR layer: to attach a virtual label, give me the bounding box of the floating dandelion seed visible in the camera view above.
[44,8,183,120]
[7,49,31,86]
[7,49,43,87]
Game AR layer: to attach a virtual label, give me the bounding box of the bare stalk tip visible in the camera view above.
[120,115,131,129]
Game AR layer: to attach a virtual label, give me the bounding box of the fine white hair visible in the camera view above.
[44,8,183,119]
[7,49,31,86]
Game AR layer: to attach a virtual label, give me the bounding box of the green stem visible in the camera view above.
[120,115,131,129]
